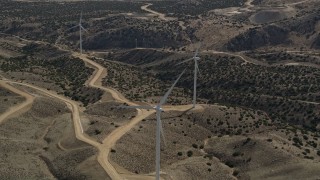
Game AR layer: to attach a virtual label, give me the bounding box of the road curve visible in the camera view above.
[73,52,206,180]
[0,32,206,179]
[73,53,160,179]
[141,3,168,21]
[0,81,35,124]
[205,50,266,66]
[0,80,120,177]
[72,53,155,179]
[0,33,151,179]
[140,3,186,30]
[73,53,136,105]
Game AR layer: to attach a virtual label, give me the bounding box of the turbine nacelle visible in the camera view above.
[66,11,88,54]
[194,56,200,61]
[155,105,164,112]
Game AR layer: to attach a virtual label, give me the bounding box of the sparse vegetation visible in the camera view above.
[93,57,190,104]
[151,0,245,17]
[232,151,241,157]
[153,54,320,132]
[1,0,320,179]
[187,150,193,157]
[0,43,102,106]
[233,169,240,176]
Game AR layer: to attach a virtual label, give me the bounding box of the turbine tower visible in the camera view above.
[118,69,186,180]
[177,44,201,108]
[67,12,88,54]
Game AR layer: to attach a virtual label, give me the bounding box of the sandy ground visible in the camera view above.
[0,94,108,179]
[206,133,320,180]
[110,105,270,178]
[84,102,136,142]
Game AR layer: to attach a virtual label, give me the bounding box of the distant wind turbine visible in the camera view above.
[177,44,201,108]
[67,12,88,54]
[118,69,186,180]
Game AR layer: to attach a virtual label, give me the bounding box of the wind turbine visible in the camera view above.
[177,44,201,108]
[67,12,88,54]
[117,69,186,180]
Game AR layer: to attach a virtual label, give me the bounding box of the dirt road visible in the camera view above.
[73,53,135,105]
[0,32,155,179]
[141,3,168,21]
[0,79,123,178]
[73,52,207,179]
[0,32,210,179]
[73,52,164,179]
[205,50,266,65]
[0,81,34,124]
[140,3,186,30]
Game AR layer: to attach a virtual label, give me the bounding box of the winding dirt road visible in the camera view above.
[73,52,201,179]
[0,79,124,178]
[0,32,169,179]
[141,3,168,21]
[205,50,266,65]
[140,3,186,30]
[73,53,158,179]
[0,59,138,179]
[0,81,34,124]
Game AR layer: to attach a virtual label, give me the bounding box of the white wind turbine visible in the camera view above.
[67,12,88,54]
[118,69,186,180]
[177,44,201,108]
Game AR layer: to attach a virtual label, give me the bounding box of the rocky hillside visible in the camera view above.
[225,25,289,51]
[225,6,320,51]
[312,34,320,49]
[77,15,190,50]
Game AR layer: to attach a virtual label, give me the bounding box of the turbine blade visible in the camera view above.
[159,117,166,146]
[176,58,193,65]
[80,11,82,24]
[81,26,88,33]
[196,61,201,76]
[159,68,186,106]
[66,25,79,31]
[116,105,154,110]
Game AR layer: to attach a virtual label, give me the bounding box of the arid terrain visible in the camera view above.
[0,0,320,179]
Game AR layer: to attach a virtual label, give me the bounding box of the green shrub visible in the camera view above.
[232,151,241,157]
[233,169,240,176]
